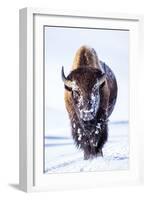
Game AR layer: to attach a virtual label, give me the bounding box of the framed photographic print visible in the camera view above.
[19,8,144,192]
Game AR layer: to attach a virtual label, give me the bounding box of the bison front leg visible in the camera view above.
[84,151,91,160]
[96,122,108,155]
[83,145,91,160]
[82,139,91,160]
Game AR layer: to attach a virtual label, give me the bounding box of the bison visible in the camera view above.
[61,46,117,160]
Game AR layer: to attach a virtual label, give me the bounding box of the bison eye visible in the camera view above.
[73,90,80,98]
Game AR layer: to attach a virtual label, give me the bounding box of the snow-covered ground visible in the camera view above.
[44,121,129,174]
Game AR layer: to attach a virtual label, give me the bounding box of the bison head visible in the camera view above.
[62,66,106,121]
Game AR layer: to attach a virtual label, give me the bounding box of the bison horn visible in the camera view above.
[61,66,73,89]
[95,74,106,88]
[99,74,106,85]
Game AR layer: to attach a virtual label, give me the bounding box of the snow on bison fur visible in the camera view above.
[61,46,118,160]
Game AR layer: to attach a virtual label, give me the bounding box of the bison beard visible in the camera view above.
[62,46,117,160]
[72,118,108,160]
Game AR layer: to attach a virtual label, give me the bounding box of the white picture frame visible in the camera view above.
[19,7,144,192]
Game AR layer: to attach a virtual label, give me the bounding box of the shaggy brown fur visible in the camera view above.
[63,46,117,159]
[72,45,100,70]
